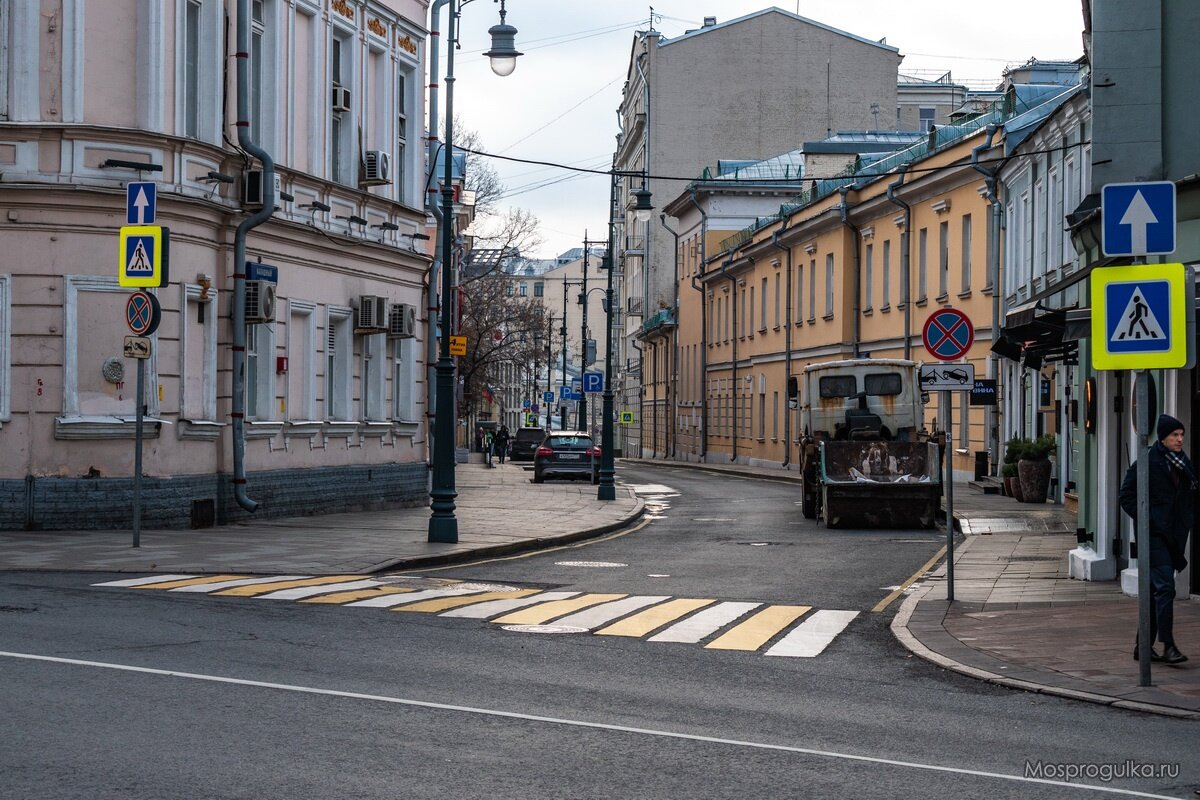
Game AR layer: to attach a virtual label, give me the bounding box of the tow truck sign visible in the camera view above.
[919,362,975,391]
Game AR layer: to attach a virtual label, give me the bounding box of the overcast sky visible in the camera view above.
[441,1,1086,259]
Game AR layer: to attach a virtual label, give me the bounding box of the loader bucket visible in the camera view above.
[819,441,941,529]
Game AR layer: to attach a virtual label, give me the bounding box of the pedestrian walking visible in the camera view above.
[494,425,511,464]
[484,429,495,467]
[1119,414,1195,665]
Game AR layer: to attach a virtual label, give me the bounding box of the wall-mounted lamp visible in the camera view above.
[301,201,331,212]
[373,222,400,231]
[199,171,235,184]
[100,159,163,172]
[279,191,295,203]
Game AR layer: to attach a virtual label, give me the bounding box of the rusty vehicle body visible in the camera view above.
[798,359,941,529]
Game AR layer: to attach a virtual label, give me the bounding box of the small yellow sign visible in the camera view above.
[119,225,169,288]
[620,411,635,424]
[1091,262,1191,371]
[449,335,467,356]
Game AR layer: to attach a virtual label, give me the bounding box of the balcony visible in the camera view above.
[626,296,644,316]
[639,307,677,339]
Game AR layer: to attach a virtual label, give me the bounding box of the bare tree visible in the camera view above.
[455,121,504,217]
[457,275,546,421]
[462,207,544,284]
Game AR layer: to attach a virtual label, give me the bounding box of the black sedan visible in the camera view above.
[509,427,546,462]
[533,432,599,484]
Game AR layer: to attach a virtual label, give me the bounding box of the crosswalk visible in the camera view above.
[92,574,860,658]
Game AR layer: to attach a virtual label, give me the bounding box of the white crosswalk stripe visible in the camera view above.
[170,576,310,592]
[94,575,198,587]
[551,596,670,630]
[256,579,384,600]
[439,591,580,618]
[649,601,761,643]
[765,610,860,657]
[346,587,486,608]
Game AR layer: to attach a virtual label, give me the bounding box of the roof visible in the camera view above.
[660,7,899,55]
[1001,83,1086,154]
[801,132,925,155]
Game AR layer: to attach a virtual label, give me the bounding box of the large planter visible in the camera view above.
[1004,475,1024,502]
[1017,458,1052,504]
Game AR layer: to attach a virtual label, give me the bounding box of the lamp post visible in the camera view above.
[577,234,605,431]
[598,174,652,500]
[429,0,521,544]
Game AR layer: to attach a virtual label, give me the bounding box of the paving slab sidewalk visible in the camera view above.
[0,462,643,575]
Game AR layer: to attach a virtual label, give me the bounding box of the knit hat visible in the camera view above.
[1157,414,1184,442]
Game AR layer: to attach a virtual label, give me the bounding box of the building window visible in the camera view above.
[249,0,265,144]
[919,107,935,133]
[1034,177,1047,279]
[808,259,816,321]
[519,283,528,297]
[393,339,416,422]
[396,66,413,203]
[759,277,767,331]
[330,31,354,185]
[864,243,874,311]
[183,0,201,138]
[882,239,891,308]
[0,274,9,422]
[1063,157,1076,266]
[918,227,928,302]
[505,282,514,297]
[325,308,352,420]
[960,215,972,293]
[795,262,804,323]
[772,391,779,440]
[245,322,276,421]
[287,300,316,420]
[773,271,780,327]
[1049,167,1064,270]
[180,282,219,426]
[938,220,949,299]
[740,286,747,338]
[362,333,387,421]
[534,281,544,298]
[1021,191,1032,287]
[824,254,834,317]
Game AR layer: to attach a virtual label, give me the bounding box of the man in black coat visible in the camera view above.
[494,425,511,464]
[1119,414,1195,665]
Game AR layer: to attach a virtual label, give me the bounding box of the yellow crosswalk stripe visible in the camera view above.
[393,589,540,613]
[299,587,417,604]
[595,598,715,638]
[704,605,811,651]
[213,576,365,597]
[132,575,249,590]
[492,594,627,625]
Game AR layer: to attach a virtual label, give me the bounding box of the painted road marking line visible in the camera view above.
[595,598,715,638]
[168,575,310,593]
[93,575,198,587]
[439,591,579,619]
[0,650,1175,799]
[648,601,761,644]
[705,605,811,651]
[130,575,249,590]
[347,587,487,609]
[765,610,860,657]
[393,589,540,614]
[550,596,670,630]
[491,594,628,625]
[872,546,946,613]
[300,587,417,604]
[213,576,365,597]
[256,579,383,601]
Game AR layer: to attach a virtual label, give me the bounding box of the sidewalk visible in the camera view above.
[0,462,643,575]
[627,457,1199,718]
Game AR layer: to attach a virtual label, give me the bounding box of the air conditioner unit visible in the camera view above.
[361,150,391,186]
[332,82,351,113]
[388,302,417,339]
[354,294,389,333]
[244,280,277,324]
[243,170,283,208]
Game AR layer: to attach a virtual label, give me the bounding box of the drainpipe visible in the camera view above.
[230,0,275,513]
[769,225,793,467]
[425,0,449,467]
[886,167,912,360]
[686,187,709,462]
[631,338,644,455]
[660,213,681,460]
[838,186,862,358]
[972,124,1003,475]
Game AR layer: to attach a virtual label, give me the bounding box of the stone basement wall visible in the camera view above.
[0,462,429,531]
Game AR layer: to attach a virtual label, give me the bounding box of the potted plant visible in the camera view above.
[1017,435,1056,504]
[1002,437,1029,501]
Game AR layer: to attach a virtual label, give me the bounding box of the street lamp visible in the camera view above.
[429,0,521,544]
[598,172,652,500]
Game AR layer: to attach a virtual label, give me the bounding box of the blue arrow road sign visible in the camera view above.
[583,371,604,393]
[126,182,156,225]
[1102,181,1175,257]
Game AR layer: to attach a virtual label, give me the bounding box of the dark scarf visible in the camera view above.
[1155,441,1198,489]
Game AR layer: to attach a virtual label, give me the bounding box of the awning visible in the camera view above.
[995,302,1077,368]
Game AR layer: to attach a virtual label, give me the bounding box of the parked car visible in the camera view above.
[533,431,600,484]
[509,427,546,462]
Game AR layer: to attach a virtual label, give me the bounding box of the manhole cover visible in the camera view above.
[501,624,588,634]
[555,560,627,568]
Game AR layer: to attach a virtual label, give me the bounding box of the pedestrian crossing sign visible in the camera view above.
[118,225,169,287]
[1091,262,1191,370]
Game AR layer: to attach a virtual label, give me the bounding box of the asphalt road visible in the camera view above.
[1,464,1196,799]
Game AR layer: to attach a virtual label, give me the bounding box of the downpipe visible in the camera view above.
[230,0,276,513]
[769,226,792,467]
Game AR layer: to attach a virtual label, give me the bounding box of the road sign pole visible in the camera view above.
[132,358,145,548]
[943,389,954,603]
[1134,370,1152,686]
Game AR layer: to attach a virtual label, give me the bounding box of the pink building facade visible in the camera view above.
[0,0,434,529]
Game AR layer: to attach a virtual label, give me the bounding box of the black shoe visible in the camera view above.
[1133,644,1165,662]
[1163,646,1189,665]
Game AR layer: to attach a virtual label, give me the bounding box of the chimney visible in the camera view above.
[703,16,717,27]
